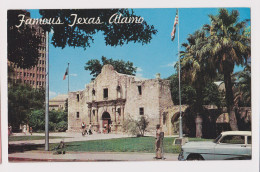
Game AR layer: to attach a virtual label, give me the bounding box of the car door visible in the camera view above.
[244,136,252,159]
[214,135,248,160]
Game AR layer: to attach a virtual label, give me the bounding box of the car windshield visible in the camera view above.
[214,134,222,143]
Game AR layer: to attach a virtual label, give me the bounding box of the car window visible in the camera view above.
[220,135,245,144]
[214,134,222,143]
[247,136,251,144]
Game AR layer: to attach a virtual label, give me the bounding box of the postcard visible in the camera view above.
[6,7,252,164]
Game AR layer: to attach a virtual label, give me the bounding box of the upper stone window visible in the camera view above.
[103,88,108,99]
[138,86,142,95]
[139,107,144,115]
[117,86,121,98]
[92,89,96,96]
[77,94,79,102]
[76,112,80,118]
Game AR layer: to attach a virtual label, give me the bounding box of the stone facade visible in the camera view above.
[68,65,174,134]
[49,94,68,111]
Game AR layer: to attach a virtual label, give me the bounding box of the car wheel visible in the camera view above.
[187,154,204,161]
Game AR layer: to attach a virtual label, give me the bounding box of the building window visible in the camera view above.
[76,112,80,118]
[117,108,121,115]
[138,86,142,95]
[92,89,95,96]
[139,107,144,115]
[77,94,79,102]
[103,88,108,99]
[117,86,121,98]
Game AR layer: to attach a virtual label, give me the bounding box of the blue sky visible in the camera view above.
[29,8,250,98]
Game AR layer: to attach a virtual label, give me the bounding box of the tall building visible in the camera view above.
[8,11,46,89]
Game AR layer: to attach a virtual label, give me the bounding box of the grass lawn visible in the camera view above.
[50,137,213,154]
[9,136,68,142]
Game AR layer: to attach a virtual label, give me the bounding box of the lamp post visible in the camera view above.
[45,31,49,151]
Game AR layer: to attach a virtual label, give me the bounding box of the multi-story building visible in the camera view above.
[8,11,46,89]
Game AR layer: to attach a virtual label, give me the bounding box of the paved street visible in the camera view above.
[9,132,179,162]
[9,151,178,162]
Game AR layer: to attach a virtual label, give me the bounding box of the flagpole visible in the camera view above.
[178,8,183,139]
[68,63,70,93]
[45,31,49,151]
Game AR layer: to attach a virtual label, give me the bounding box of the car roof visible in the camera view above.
[221,131,251,136]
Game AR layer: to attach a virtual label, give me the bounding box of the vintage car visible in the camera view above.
[178,131,251,160]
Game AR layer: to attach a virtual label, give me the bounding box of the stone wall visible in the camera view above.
[68,64,175,134]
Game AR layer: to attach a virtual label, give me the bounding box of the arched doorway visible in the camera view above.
[171,112,181,134]
[102,112,111,133]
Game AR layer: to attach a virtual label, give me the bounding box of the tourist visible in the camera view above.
[155,124,162,159]
[29,127,33,135]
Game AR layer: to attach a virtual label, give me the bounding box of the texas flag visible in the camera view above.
[63,67,68,80]
[171,11,179,41]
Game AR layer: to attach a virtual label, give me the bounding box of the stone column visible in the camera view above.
[113,107,117,132]
[89,108,92,124]
[195,114,203,138]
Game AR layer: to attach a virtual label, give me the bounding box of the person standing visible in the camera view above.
[81,122,86,135]
[155,124,162,159]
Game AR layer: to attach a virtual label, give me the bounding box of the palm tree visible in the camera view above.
[234,64,251,107]
[203,8,251,130]
[180,30,216,137]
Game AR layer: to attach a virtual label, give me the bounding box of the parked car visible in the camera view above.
[178,131,251,160]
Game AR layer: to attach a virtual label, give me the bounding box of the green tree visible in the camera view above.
[39,9,157,49]
[202,82,223,108]
[8,84,45,130]
[85,56,137,79]
[179,30,216,137]
[167,74,196,105]
[29,109,68,132]
[8,10,42,69]
[234,64,251,107]
[203,8,251,130]
[123,115,149,137]
[8,9,157,69]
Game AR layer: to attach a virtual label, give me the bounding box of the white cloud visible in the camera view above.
[136,67,143,72]
[70,73,78,77]
[161,61,176,68]
[49,91,57,98]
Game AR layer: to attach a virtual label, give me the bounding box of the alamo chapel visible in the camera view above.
[68,64,174,134]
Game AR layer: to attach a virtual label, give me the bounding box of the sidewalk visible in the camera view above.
[9,151,179,162]
[9,132,179,146]
[9,132,133,145]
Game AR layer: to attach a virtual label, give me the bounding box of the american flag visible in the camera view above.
[171,10,178,41]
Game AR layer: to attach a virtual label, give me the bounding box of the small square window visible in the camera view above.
[77,112,80,118]
[139,107,144,115]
